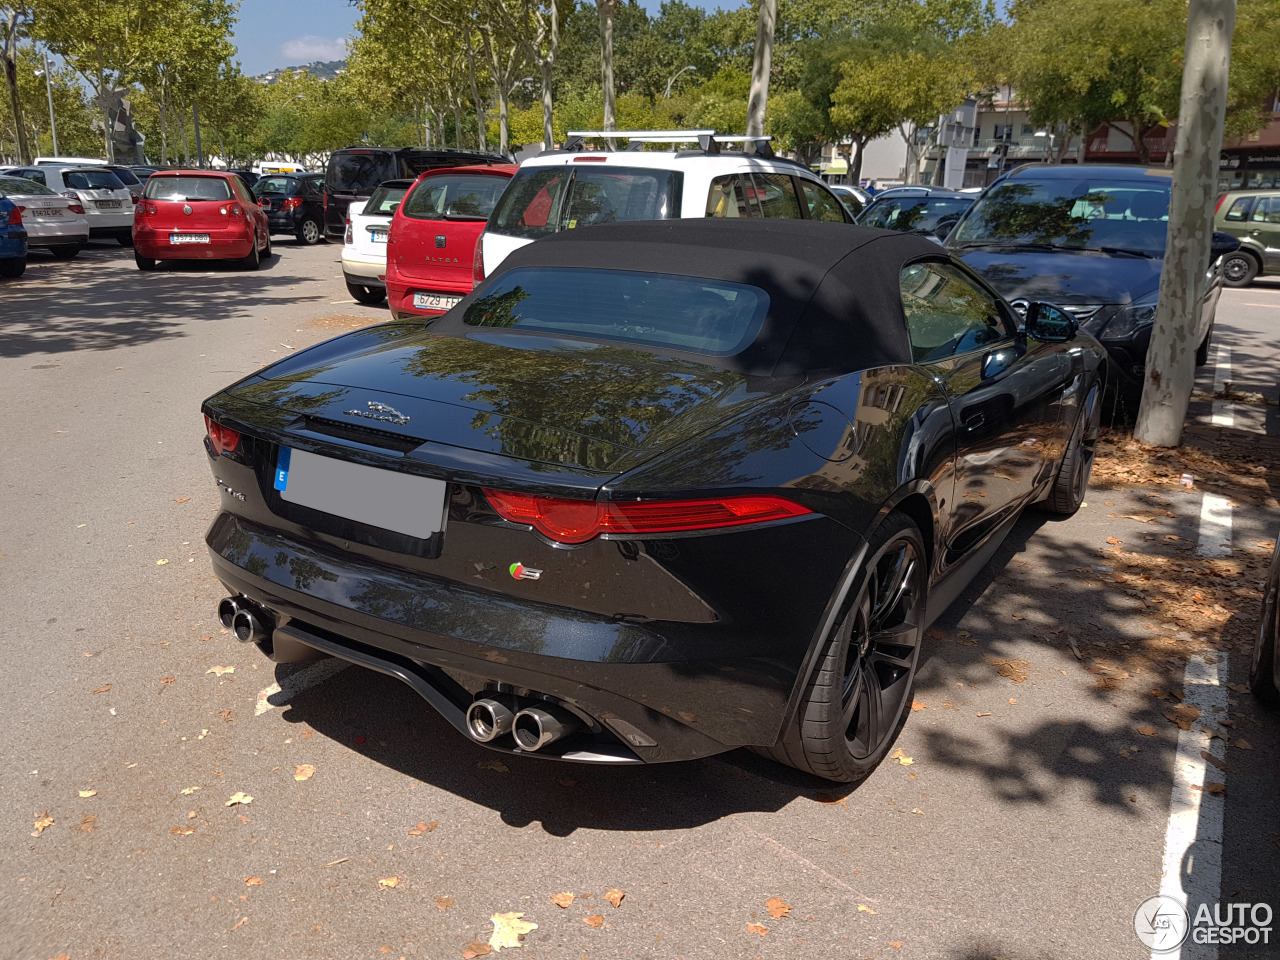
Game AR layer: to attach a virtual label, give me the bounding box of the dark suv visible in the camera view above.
[946,164,1236,397]
[254,173,326,244]
[323,147,507,240]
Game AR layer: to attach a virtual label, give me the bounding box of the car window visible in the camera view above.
[463,266,769,356]
[255,176,295,196]
[327,151,394,194]
[1251,197,1280,223]
[799,180,848,222]
[1223,196,1254,222]
[706,175,762,218]
[21,169,47,186]
[64,169,125,190]
[363,181,411,215]
[401,175,503,220]
[861,197,971,234]
[108,166,141,185]
[490,167,680,239]
[231,177,255,204]
[900,262,1009,362]
[752,173,803,219]
[0,176,55,195]
[303,178,324,199]
[144,176,233,201]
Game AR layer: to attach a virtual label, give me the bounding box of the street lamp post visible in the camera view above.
[35,49,58,156]
[664,65,697,98]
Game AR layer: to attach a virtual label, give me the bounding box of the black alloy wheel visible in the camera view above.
[1043,385,1100,515]
[767,511,927,783]
[1251,561,1280,708]
[1221,251,1259,288]
[297,217,322,245]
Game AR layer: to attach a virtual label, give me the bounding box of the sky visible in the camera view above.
[231,0,691,76]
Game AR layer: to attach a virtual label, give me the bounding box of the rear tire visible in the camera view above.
[1042,384,1100,516]
[0,257,24,278]
[1195,322,1213,367]
[262,234,272,260]
[762,511,927,783]
[1221,251,1259,288]
[239,237,261,271]
[346,280,385,305]
[297,218,322,245]
[49,244,83,260]
[135,253,157,271]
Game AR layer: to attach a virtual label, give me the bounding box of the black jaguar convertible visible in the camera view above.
[202,219,1105,783]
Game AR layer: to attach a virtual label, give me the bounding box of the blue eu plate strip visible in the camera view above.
[274,447,291,491]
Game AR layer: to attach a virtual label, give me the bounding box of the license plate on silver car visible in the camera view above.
[96,200,121,208]
[32,208,62,217]
[413,292,462,310]
[274,447,446,539]
[170,233,210,244]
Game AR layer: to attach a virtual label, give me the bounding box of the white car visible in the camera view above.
[1,164,135,244]
[479,129,855,277]
[340,178,412,305]
[0,173,90,258]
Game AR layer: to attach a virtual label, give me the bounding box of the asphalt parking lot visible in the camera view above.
[2,238,1278,960]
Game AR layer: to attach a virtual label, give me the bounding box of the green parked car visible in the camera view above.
[1214,188,1280,286]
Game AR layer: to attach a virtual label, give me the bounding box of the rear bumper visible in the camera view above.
[341,251,385,281]
[265,212,300,233]
[344,271,384,290]
[386,274,474,319]
[134,225,253,260]
[0,236,26,257]
[25,222,90,246]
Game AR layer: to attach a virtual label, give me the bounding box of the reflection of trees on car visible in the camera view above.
[961,183,1108,247]
[464,287,532,328]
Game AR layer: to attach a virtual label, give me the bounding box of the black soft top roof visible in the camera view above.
[444,219,949,376]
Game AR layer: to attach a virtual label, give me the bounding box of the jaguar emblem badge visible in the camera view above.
[343,401,410,425]
[183,204,192,215]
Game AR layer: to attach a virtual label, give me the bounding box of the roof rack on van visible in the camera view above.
[564,130,775,158]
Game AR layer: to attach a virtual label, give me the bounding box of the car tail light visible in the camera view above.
[204,415,241,456]
[68,203,85,214]
[1214,194,1226,213]
[7,206,23,225]
[131,194,139,204]
[344,218,352,244]
[282,196,302,211]
[258,197,269,207]
[473,233,485,282]
[482,490,812,544]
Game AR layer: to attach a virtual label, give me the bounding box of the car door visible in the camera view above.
[1249,195,1280,272]
[900,260,1072,563]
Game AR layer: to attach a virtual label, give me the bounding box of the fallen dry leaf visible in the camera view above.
[79,813,98,833]
[766,897,793,919]
[976,712,992,718]
[890,748,914,766]
[857,904,877,914]
[890,942,903,949]
[169,825,196,835]
[1106,537,1122,545]
[408,820,439,836]
[78,790,96,798]
[224,792,253,807]
[747,922,768,936]
[378,876,400,889]
[476,759,509,774]
[551,892,575,908]
[489,912,537,950]
[603,889,624,909]
[244,877,263,886]
[181,786,200,795]
[293,764,316,782]
[207,666,234,677]
[1164,704,1201,731]
[173,497,191,503]
[910,701,927,711]
[1235,737,1254,750]
[92,684,111,694]
[583,915,604,928]
[1136,725,1157,737]
[1205,781,1227,796]
[33,812,54,835]
[156,559,169,565]
[986,657,1030,683]
[435,896,454,911]
[462,942,492,959]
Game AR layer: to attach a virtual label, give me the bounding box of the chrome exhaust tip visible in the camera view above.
[231,606,271,644]
[466,697,519,743]
[217,596,240,630]
[512,704,582,752]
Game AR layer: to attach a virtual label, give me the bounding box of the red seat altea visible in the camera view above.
[133,170,271,271]
[385,163,517,317]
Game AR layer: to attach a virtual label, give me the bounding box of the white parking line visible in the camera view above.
[1196,494,1232,558]
[1212,343,1231,394]
[255,658,350,716]
[1154,653,1229,960]
[1210,401,1234,428]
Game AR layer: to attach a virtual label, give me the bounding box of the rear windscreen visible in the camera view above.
[488,167,682,240]
[0,176,55,196]
[108,166,141,185]
[858,197,972,233]
[401,174,506,220]
[326,151,394,194]
[144,176,233,201]
[363,182,410,215]
[255,176,296,196]
[463,267,767,356]
[64,170,125,191]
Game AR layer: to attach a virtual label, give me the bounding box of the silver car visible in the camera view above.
[0,174,90,258]
[0,164,135,244]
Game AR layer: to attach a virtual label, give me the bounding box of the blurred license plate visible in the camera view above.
[32,208,61,216]
[414,293,461,310]
[170,233,210,244]
[370,229,388,243]
[96,200,121,208]
[274,447,446,539]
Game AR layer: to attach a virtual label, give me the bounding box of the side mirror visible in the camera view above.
[1024,301,1077,342]
[1210,230,1240,262]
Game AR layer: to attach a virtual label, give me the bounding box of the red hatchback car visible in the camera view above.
[133,170,271,271]
[385,163,517,317]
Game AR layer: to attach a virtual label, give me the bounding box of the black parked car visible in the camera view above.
[323,146,507,240]
[102,164,146,200]
[856,186,975,242]
[947,165,1238,398]
[203,219,1104,783]
[254,173,326,244]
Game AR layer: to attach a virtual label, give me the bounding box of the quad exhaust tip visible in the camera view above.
[512,704,582,752]
[466,697,518,743]
[219,596,272,645]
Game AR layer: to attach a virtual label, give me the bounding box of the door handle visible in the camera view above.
[963,411,986,430]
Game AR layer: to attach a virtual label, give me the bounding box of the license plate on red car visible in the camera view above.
[170,233,210,244]
[413,292,462,311]
[274,447,447,539]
